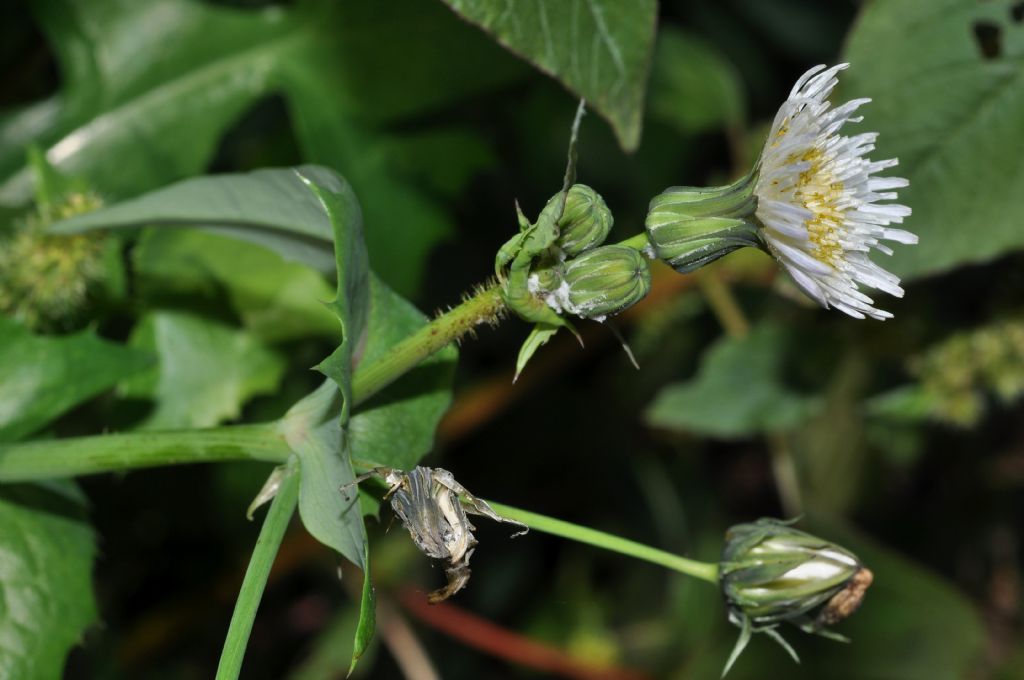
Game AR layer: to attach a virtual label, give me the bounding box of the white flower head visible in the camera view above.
[755,63,917,320]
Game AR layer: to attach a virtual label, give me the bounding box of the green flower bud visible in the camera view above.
[646,174,761,273]
[718,518,873,675]
[561,245,651,320]
[528,254,562,294]
[546,183,613,256]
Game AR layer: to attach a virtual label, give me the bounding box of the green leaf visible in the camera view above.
[132,229,339,344]
[1,0,523,294]
[514,324,560,382]
[119,311,287,430]
[50,165,348,275]
[278,79,451,297]
[440,0,658,151]
[348,277,456,470]
[49,166,368,397]
[306,172,369,423]
[645,324,820,438]
[648,28,745,135]
[349,546,375,677]
[0,481,97,679]
[842,0,1024,280]
[283,380,366,569]
[0,0,295,204]
[0,317,152,441]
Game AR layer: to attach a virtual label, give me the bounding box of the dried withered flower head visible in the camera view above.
[355,466,527,603]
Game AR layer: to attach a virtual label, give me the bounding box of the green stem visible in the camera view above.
[696,269,750,338]
[0,229,656,482]
[616,232,651,252]
[351,283,506,404]
[216,465,300,680]
[487,501,719,584]
[0,423,289,481]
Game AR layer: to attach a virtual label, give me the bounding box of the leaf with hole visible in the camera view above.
[843,0,1024,280]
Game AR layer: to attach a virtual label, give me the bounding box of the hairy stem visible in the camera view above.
[488,501,719,584]
[352,283,506,404]
[216,465,299,680]
[0,229,658,482]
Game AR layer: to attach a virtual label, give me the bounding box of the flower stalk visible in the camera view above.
[487,501,719,584]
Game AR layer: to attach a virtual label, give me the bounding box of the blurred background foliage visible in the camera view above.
[1,0,1023,678]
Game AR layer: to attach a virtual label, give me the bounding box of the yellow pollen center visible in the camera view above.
[793,149,845,266]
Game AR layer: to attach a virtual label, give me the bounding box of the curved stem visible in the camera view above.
[487,501,719,584]
[216,464,299,680]
[0,423,289,481]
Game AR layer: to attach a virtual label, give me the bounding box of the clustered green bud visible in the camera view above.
[0,191,107,331]
[548,183,613,257]
[719,518,873,675]
[645,174,761,273]
[500,183,650,323]
[561,245,651,320]
[911,318,1024,427]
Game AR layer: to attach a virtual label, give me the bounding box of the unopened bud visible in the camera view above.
[547,184,613,256]
[646,175,760,273]
[718,518,872,675]
[562,245,651,320]
[721,518,869,627]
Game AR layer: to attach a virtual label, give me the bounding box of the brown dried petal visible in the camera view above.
[817,567,874,627]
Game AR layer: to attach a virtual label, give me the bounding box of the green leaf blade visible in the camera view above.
[284,381,367,570]
[349,547,376,677]
[132,228,340,344]
[348,277,457,471]
[0,482,97,680]
[119,311,287,430]
[0,0,296,204]
[440,0,658,150]
[842,0,1024,280]
[645,325,820,439]
[49,166,345,274]
[0,318,152,442]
